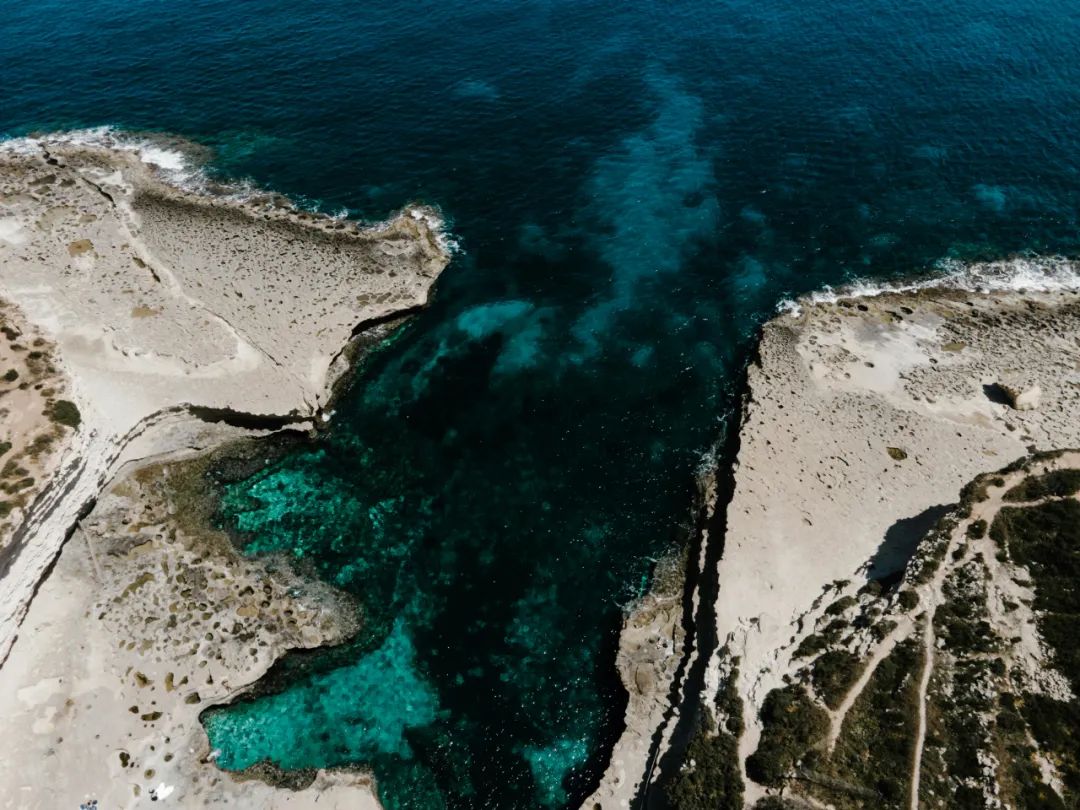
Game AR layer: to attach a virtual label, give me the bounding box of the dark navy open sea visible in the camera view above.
[5,0,1080,807]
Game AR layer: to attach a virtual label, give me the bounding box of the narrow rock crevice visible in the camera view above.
[641,379,753,808]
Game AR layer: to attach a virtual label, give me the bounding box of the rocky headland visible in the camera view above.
[596,281,1080,809]
[0,136,448,808]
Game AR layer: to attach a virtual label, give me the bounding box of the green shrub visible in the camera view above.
[897,589,919,611]
[665,719,744,810]
[824,595,857,616]
[46,399,80,430]
[823,617,849,639]
[996,709,1025,733]
[966,519,987,539]
[794,633,826,659]
[860,579,884,597]
[746,686,828,786]
[1003,469,1080,503]
[811,649,862,709]
[869,619,896,642]
[717,659,745,736]
[958,477,991,514]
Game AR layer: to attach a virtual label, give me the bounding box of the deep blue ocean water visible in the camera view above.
[5,1,1080,807]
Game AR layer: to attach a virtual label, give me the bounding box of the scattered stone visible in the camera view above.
[999,379,1041,411]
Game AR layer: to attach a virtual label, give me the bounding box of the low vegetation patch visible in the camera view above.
[1003,468,1080,503]
[934,559,996,655]
[1020,694,1080,801]
[746,685,828,787]
[934,657,996,800]
[665,714,744,810]
[991,499,1080,619]
[804,638,921,808]
[986,494,1080,804]
[666,659,745,810]
[995,691,1066,809]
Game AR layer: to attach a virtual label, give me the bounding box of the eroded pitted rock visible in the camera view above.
[0,443,369,809]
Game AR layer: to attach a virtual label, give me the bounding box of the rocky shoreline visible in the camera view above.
[6,135,1080,810]
[612,284,1080,809]
[0,139,448,808]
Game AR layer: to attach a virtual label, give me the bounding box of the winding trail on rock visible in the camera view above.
[825,613,915,752]
[909,607,934,809]
[908,489,988,809]
[906,451,1080,807]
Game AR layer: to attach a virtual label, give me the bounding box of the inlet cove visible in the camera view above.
[3,0,1080,808]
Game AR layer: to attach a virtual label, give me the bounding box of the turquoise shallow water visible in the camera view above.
[5,0,1080,806]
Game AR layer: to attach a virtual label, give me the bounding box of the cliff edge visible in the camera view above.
[655,284,1080,809]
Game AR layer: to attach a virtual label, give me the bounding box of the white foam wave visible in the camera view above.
[408,205,460,255]
[138,144,187,173]
[778,255,1080,315]
[0,125,218,194]
[1,128,459,256]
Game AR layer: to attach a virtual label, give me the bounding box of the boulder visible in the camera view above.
[999,379,1041,411]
